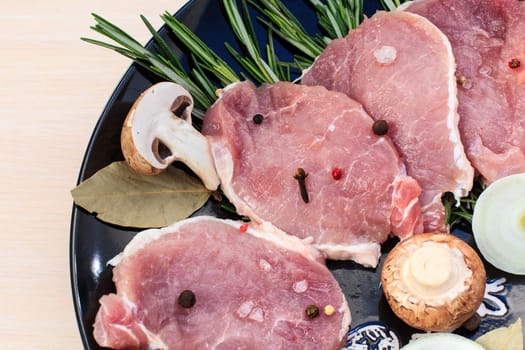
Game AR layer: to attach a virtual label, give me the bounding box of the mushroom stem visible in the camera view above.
[152,114,220,190]
[408,244,452,288]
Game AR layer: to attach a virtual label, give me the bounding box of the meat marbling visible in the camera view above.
[202,81,422,266]
[302,10,474,232]
[404,0,525,184]
[93,216,350,350]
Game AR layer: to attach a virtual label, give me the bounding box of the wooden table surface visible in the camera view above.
[0,1,186,348]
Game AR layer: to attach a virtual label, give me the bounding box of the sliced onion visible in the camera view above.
[472,173,525,275]
[401,333,484,349]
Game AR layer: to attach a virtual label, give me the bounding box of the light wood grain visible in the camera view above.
[0,1,186,348]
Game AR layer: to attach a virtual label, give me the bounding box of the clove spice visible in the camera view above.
[294,168,309,203]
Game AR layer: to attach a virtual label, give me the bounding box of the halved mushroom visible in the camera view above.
[121,82,220,190]
[381,233,486,332]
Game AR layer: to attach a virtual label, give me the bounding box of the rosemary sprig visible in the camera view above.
[265,30,293,81]
[310,0,363,39]
[223,0,282,83]
[81,13,217,119]
[381,0,404,11]
[249,0,326,61]
[82,1,367,113]
[246,0,364,71]
[160,12,240,87]
[443,178,485,228]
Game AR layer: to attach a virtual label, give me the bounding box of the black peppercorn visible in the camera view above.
[372,119,389,135]
[178,290,196,308]
[253,114,264,124]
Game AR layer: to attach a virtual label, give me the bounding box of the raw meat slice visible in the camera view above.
[404,0,525,184]
[93,216,350,350]
[302,10,474,232]
[202,81,422,266]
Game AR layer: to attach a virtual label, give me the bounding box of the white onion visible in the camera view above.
[401,333,484,349]
[472,173,525,275]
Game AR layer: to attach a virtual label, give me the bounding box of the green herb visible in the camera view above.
[160,12,240,87]
[81,1,369,110]
[442,177,485,228]
[223,0,282,83]
[239,0,365,73]
[310,0,363,39]
[223,0,360,83]
[381,0,404,11]
[218,193,251,222]
[248,0,326,63]
[81,15,215,119]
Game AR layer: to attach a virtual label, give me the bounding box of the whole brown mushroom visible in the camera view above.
[381,233,486,332]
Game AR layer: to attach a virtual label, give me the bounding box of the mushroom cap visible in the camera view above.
[121,106,163,176]
[381,233,486,332]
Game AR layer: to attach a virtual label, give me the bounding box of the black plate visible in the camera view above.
[70,1,525,349]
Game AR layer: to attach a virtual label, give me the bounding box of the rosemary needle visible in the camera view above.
[223,0,281,83]
[381,0,404,11]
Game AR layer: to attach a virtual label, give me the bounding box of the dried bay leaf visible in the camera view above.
[71,161,211,228]
[476,318,523,350]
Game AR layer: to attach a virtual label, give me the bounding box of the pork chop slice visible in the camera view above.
[202,81,422,266]
[302,10,474,232]
[93,216,350,350]
[404,0,525,184]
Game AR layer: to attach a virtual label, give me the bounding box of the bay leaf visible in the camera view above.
[71,161,211,228]
[476,318,523,350]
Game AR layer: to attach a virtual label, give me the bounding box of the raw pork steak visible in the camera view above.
[404,0,525,183]
[202,81,422,266]
[302,11,474,232]
[93,216,350,350]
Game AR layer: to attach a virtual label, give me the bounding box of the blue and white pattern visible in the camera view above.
[477,277,509,317]
[344,321,400,350]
